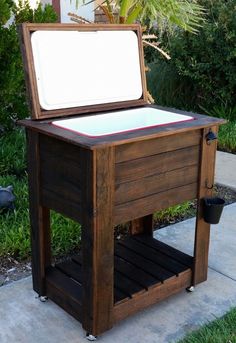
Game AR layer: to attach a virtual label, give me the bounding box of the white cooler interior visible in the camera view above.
[52,108,194,137]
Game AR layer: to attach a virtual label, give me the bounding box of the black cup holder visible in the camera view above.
[203,197,225,224]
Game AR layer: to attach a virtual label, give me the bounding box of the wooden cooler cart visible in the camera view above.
[18,23,225,339]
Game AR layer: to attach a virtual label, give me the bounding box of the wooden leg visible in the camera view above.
[130,215,154,236]
[82,148,114,336]
[193,127,218,285]
[27,130,51,295]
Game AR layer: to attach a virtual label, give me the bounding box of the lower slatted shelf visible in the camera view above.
[45,234,193,321]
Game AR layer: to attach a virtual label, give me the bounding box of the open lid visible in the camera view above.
[19,23,148,120]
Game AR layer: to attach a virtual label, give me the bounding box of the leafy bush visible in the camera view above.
[148,0,236,115]
[0,0,57,131]
[147,60,198,111]
[203,105,236,153]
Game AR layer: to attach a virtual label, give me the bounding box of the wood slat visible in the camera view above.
[114,182,198,225]
[40,136,82,208]
[115,130,201,163]
[115,244,174,281]
[40,135,82,163]
[115,145,200,184]
[114,271,146,298]
[119,239,187,275]
[46,266,82,303]
[46,267,82,322]
[115,164,198,205]
[41,170,82,203]
[114,288,130,304]
[56,260,82,284]
[134,235,193,267]
[41,188,82,223]
[114,256,160,290]
[114,269,192,323]
[60,256,129,304]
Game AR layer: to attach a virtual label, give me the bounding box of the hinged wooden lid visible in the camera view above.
[19,23,148,120]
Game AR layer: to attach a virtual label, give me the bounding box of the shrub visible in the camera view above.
[148,0,236,115]
[0,0,57,131]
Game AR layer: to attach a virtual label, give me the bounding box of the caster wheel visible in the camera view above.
[39,296,48,302]
[186,286,195,293]
[86,333,97,341]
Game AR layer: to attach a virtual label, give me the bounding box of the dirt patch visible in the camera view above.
[0,256,32,286]
[1,184,236,287]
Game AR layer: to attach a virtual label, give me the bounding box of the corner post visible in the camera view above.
[82,147,114,336]
[26,129,51,295]
[193,126,218,285]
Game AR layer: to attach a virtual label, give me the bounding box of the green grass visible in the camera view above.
[218,121,236,154]
[200,104,236,154]
[178,307,236,343]
[0,175,81,260]
[0,129,26,176]
[154,201,195,224]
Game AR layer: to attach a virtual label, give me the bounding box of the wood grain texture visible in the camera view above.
[81,147,115,336]
[26,130,51,295]
[193,126,218,285]
[46,267,82,322]
[116,129,201,163]
[115,145,200,184]
[130,215,153,236]
[114,182,198,225]
[113,269,191,323]
[40,135,83,222]
[115,164,199,205]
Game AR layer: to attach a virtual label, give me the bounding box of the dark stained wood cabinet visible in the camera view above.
[18,23,225,337]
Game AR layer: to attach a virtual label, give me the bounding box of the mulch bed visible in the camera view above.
[1,184,236,287]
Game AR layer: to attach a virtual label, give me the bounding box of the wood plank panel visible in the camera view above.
[40,134,82,163]
[115,130,201,163]
[115,244,174,281]
[41,188,82,223]
[56,260,82,284]
[115,164,198,205]
[40,136,82,202]
[114,183,198,225]
[134,235,193,267]
[114,272,146,298]
[40,135,83,222]
[116,145,200,184]
[119,239,187,275]
[114,256,159,290]
[46,267,82,322]
[113,269,192,323]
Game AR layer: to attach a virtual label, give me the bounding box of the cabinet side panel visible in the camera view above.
[40,135,83,222]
